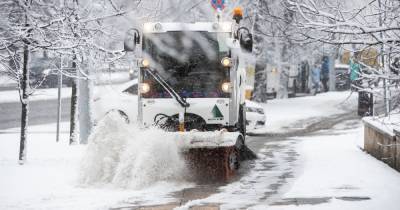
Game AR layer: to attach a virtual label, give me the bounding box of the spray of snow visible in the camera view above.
[78,112,188,189]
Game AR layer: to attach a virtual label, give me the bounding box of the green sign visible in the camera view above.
[212,105,224,119]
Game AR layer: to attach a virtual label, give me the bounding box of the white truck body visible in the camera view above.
[138,22,247,130]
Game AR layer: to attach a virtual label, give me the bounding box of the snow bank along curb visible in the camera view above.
[363,117,400,172]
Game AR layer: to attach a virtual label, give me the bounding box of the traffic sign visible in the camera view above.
[211,0,226,10]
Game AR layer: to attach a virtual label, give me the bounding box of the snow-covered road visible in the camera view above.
[1,91,400,210]
[0,98,71,130]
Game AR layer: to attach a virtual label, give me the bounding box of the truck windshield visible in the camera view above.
[142,31,230,98]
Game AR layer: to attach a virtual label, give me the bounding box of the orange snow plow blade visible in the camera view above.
[173,130,243,181]
[184,146,238,181]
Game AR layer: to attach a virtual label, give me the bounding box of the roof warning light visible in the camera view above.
[233,7,243,23]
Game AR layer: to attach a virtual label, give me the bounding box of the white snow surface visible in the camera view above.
[178,119,400,210]
[2,91,400,210]
[177,140,299,210]
[251,121,400,210]
[363,112,400,136]
[0,116,192,210]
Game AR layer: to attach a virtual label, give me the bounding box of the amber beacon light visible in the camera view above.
[233,7,243,23]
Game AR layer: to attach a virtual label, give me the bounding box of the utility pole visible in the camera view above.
[328,51,337,92]
[57,0,65,142]
[56,57,63,142]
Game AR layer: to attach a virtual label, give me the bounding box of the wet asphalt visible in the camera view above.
[0,98,71,131]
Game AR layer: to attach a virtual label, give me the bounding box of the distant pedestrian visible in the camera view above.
[311,64,321,95]
[321,56,330,92]
[349,58,361,90]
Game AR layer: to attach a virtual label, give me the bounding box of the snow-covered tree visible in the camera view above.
[0,0,143,163]
[0,0,64,164]
[278,0,400,114]
[246,0,326,100]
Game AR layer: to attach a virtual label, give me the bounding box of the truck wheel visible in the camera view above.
[228,147,239,170]
[222,146,239,180]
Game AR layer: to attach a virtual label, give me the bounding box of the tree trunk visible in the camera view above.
[19,43,30,165]
[69,54,78,144]
[253,62,267,102]
[69,76,78,145]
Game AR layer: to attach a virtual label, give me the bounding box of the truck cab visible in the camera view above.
[134,22,250,134]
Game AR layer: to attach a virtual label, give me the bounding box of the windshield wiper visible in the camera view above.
[145,68,190,108]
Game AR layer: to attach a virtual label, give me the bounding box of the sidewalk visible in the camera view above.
[253,120,400,210]
[251,91,358,134]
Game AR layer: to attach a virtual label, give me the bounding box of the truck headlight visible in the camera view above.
[221,82,231,93]
[221,57,232,67]
[42,69,51,75]
[140,83,150,94]
[141,59,150,68]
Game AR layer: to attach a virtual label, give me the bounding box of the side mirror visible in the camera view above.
[236,27,253,53]
[124,28,141,52]
[240,33,253,53]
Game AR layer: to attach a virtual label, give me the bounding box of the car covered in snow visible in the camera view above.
[93,80,266,131]
[93,79,138,124]
[245,100,266,131]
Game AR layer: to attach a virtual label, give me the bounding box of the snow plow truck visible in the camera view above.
[123,7,255,180]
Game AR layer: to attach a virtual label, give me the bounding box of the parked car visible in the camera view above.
[30,59,74,88]
[245,100,266,131]
[335,63,351,91]
[93,80,266,131]
[93,79,138,125]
